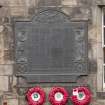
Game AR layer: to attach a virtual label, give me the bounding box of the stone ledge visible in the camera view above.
[97,92,105,99]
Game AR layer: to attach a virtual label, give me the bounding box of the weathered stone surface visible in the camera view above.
[0,65,13,75]
[0,25,14,64]
[0,0,103,104]
[62,0,77,6]
[18,96,27,105]
[3,93,18,105]
[5,99,18,105]
[10,6,26,16]
[8,0,25,6]
[0,76,9,91]
[92,99,105,105]
[0,7,10,17]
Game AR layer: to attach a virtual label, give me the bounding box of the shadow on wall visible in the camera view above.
[88,39,97,74]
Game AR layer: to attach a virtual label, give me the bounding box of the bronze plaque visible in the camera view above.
[14,9,88,82]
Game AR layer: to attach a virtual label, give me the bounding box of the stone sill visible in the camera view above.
[97,92,105,99]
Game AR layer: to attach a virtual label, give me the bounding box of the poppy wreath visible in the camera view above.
[49,87,69,105]
[26,86,46,105]
[70,87,91,105]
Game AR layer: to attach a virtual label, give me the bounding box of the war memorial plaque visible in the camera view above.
[14,9,88,83]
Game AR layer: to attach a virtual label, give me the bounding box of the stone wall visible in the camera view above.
[0,0,104,105]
